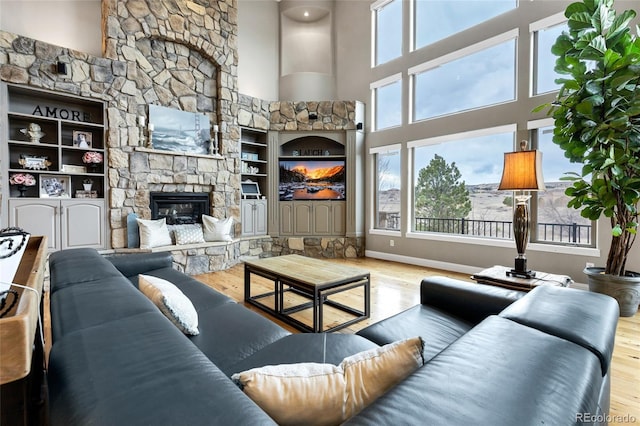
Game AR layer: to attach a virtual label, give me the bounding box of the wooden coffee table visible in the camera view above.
[244,255,370,333]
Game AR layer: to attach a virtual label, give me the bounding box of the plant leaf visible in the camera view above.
[612,224,623,236]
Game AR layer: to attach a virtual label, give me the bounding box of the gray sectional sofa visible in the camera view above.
[47,249,619,425]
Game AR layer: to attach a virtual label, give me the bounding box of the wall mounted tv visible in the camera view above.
[279,160,346,201]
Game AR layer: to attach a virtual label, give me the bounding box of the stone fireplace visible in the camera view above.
[0,0,365,267]
[150,192,210,225]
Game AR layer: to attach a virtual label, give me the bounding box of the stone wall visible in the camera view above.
[103,0,241,248]
[1,0,242,250]
[236,96,358,133]
[1,0,365,265]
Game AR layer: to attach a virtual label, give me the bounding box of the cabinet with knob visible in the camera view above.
[2,83,107,249]
[8,199,106,251]
[241,198,267,236]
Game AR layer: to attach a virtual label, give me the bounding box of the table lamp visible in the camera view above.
[498,140,545,278]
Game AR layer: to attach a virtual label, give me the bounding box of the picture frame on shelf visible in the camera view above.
[40,175,71,198]
[19,154,51,171]
[73,130,92,148]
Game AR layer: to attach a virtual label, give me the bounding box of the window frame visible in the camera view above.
[370,144,403,234]
[409,29,519,123]
[370,73,403,131]
[408,124,516,238]
[412,0,518,52]
[527,118,597,248]
[530,12,567,96]
[371,0,403,67]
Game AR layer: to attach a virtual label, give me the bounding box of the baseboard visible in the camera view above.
[364,250,479,276]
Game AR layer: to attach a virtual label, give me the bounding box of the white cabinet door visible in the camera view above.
[280,202,294,236]
[312,202,332,235]
[8,199,105,251]
[62,200,105,249]
[331,201,346,235]
[254,199,268,235]
[293,202,312,235]
[9,200,59,251]
[241,200,256,235]
[241,199,268,236]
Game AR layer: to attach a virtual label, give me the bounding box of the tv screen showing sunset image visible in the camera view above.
[279,160,346,200]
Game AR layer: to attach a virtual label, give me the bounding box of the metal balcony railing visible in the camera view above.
[377,213,591,245]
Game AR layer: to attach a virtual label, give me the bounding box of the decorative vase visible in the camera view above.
[83,183,93,191]
[17,185,28,197]
[584,267,640,317]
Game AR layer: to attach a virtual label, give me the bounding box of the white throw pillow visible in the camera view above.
[138,274,199,335]
[202,215,233,242]
[173,224,205,245]
[231,337,424,426]
[136,218,172,249]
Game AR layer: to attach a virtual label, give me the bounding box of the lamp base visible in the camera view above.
[506,257,536,279]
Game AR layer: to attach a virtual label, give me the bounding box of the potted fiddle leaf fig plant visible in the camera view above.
[537,0,640,316]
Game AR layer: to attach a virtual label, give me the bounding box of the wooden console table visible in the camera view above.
[0,235,48,425]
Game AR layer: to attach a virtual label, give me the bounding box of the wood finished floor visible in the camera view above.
[195,257,640,426]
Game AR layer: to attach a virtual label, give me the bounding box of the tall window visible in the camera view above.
[411,31,517,121]
[532,124,594,246]
[410,127,514,238]
[414,0,517,49]
[373,0,402,66]
[371,74,402,131]
[532,15,567,95]
[373,146,402,230]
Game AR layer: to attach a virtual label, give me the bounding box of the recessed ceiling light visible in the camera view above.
[303,11,309,17]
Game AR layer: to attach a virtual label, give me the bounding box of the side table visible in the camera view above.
[471,265,573,292]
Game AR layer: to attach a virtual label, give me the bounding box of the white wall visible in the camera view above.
[0,0,281,101]
[0,0,102,57]
[237,0,279,100]
[334,0,370,105]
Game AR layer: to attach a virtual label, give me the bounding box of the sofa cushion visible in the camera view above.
[50,279,158,342]
[226,334,379,376]
[139,274,199,335]
[49,248,126,294]
[357,304,473,361]
[419,276,525,325]
[107,252,173,280]
[232,337,425,426]
[499,285,619,376]
[190,303,291,374]
[346,316,604,426]
[48,312,277,426]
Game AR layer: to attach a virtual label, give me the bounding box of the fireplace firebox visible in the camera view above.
[150,192,210,225]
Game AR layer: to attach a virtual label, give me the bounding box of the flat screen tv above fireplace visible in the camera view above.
[279,160,346,201]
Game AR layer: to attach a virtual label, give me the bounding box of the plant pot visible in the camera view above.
[83,184,92,191]
[584,267,640,317]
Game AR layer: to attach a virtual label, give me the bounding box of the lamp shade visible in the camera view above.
[498,150,545,191]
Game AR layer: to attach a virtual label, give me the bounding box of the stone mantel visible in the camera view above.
[133,146,224,160]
